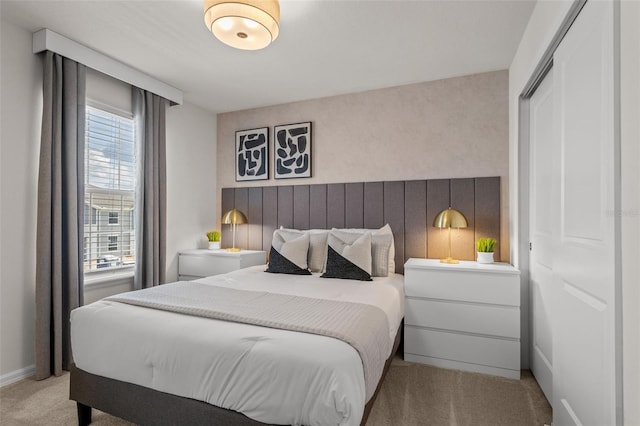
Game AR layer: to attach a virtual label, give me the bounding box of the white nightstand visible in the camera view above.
[403,258,521,379]
[178,249,266,281]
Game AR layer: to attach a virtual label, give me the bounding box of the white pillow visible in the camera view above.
[331,224,395,276]
[273,229,309,268]
[278,228,329,272]
[308,230,329,272]
[321,231,372,281]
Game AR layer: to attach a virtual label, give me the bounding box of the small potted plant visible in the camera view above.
[476,237,497,264]
[207,231,221,250]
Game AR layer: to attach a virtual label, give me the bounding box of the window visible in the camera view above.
[83,206,97,225]
[84,104,135,272]
[108,236,118,251]
[108,211,119,225]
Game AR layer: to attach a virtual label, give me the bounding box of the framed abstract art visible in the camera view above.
[236,127,268,181]
[274,122,312,179]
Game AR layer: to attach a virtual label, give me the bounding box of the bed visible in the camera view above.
[69,176,501,425]
[70,227,405,426]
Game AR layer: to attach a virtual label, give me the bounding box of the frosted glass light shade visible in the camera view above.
[204,0,280,50]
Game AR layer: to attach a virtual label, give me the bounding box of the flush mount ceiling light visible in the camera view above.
[204,0,280,50]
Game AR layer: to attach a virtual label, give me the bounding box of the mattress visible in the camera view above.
[70,265,405,426]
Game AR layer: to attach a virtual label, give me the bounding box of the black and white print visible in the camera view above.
[274,122,312,179]
[236,128,268,181]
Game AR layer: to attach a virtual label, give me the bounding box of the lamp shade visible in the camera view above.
[433,207,468,229]
[222,208,248,225]
[204,0,280,50]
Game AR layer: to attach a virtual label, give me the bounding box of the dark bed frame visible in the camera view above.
[70,323,402,426]
[70,177,500,425]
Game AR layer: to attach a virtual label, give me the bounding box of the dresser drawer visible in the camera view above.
[404,269,519,306]
[405,298,520,338]
[404,326,520,371]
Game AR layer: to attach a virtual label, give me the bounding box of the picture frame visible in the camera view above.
[274,122,312,179]
[235,127,269,181]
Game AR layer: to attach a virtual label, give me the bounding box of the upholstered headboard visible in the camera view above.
[221,177,500,274]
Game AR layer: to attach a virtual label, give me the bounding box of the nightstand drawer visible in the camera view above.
[178,250,266,279]
[405,298,520,338]
[404,269,519,305]
[404,326,520,371]
[178,274,203,281]
[179,255,240,277]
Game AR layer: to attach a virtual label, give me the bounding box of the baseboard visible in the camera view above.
[404,353,521,380]
[0,365,35,387]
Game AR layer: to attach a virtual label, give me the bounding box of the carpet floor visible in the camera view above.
[0,357,551,425]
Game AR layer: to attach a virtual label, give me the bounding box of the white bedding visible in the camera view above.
[70,266,404,426]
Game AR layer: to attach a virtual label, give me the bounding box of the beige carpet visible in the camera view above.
[0,357,551,426]
[367,357,551,425]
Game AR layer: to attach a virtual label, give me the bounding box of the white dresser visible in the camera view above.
[178,249,266,281]
[403,258,521,379]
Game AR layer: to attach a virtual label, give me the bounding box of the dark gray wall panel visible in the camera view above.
[450,178,475,261]
[247,187,263,251]
[383,181,405,273]
[426,179,450,260]
[221,188,234,249]
[293,186,310,230]
[222,176,500,272]
[234,188,249,250]
[405,180,427,260]
[364,182,384,229]
[262,186,278,252]
[277,186,294,229]
[345,183,364,228]
[327,184,345,229]
[309,185,327,229]
[475,177,501,260]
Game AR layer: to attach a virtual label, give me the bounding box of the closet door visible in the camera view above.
[529,71,554,403]
[551,0,618,424]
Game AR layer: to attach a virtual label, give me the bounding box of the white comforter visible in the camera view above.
[70,266,405,425]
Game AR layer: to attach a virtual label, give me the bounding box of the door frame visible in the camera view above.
[516,0,623,422]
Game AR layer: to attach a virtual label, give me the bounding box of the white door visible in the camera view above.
[551,0,618,424]
[529,71,554,403]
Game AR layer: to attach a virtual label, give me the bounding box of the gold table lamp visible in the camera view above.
[433,207,468,264]
[222,208,247,252]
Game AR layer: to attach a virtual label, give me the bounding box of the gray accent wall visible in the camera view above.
[222,177,500,274]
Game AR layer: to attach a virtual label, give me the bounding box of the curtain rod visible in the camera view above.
[32,28,183,106]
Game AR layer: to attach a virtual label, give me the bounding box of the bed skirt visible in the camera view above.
[69,322,403,426]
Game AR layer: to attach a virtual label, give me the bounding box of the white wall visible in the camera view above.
[509,0,640,422]
[86,67,131,113]
[165,102,217,282]
[0,15,217,383]
[0,17,42,385]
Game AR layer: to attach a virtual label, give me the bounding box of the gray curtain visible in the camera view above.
[133,88,167,289]
[35,52,86,380]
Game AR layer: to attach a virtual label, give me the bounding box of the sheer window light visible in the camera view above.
[84,104,136,273]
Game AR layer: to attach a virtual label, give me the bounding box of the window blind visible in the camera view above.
[84,105,136,272]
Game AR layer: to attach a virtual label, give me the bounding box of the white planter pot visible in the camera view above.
[477,251,494,264]
[208,241,221,250]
